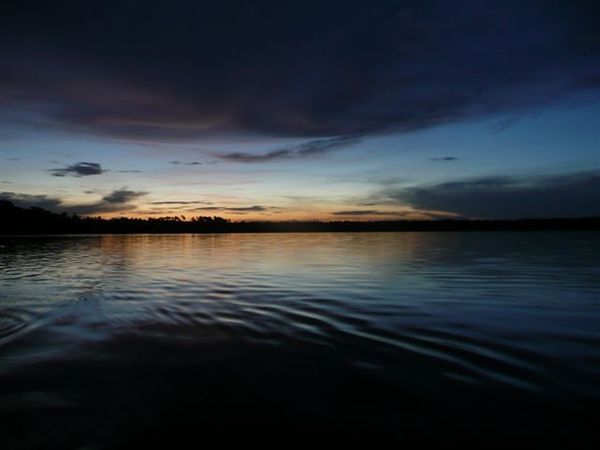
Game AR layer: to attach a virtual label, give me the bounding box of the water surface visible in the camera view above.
[1,232,599,448]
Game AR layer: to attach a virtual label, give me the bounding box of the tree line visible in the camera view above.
[1,200,598,234]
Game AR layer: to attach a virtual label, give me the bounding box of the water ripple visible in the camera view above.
[0,232,599,447]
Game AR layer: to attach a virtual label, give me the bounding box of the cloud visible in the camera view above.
[0,192,63,210]
[49,162,103,177]
[49,162,143,176]
[384,171,600,219]
[217,149,291,163]
[189,205,268,213]
[169,161,203,166]
[429,156,459,162]
[0,188,147,215]
[225,205,266,212]
[67,188,147,215]
[217,136,360,163]
[149,201,212,205]
[102,189,146,204]
[332,210,402,216]
[2,1,597,141]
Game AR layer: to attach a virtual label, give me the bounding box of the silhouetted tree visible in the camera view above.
[0,200,598,235]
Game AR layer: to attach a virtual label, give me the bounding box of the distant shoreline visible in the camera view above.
[2,228,599,237]
[2,200,599,235]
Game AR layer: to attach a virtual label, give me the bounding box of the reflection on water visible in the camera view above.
[1,232,599,448]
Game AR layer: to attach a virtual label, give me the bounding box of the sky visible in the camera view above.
[1,0,598,220]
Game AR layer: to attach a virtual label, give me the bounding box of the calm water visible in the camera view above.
[1,232,599,448]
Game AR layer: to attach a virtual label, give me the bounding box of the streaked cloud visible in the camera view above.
[216,136,360,163]
[149,201,212,205]
[332,210,402,216]
[190,205,267,213]
[429,157,459,162]
[169,161,203,166]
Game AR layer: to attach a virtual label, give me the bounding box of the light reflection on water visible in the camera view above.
[0,232,599,448]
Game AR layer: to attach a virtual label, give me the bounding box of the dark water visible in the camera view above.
[1,232,599,448]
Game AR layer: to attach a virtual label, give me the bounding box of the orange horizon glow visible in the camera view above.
[91,206,457,222]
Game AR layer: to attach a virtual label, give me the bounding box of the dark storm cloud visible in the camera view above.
[49,162,103,177]
[217,136,360,162]
[429,157,459,162]
[1,1,598,141]
[385,172,600,219]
